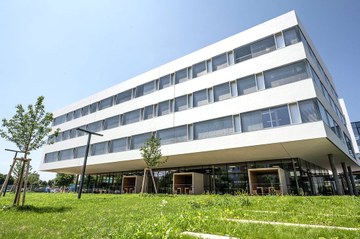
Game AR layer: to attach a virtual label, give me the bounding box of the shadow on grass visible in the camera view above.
[13,205,72,213]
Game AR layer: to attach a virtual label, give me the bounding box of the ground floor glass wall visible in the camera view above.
[80,158,331,195]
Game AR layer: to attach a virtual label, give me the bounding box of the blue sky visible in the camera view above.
[0,0,359,180]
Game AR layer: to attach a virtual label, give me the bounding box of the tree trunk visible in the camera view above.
[141,168,147,194]
[149,169,158,194]
[21,159,31,206]
[13,159,26,206]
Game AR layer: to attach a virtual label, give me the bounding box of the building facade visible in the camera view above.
[40,11,359,195]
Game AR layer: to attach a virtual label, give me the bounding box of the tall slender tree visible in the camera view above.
[139,133,167,193]
[0,96,59,206]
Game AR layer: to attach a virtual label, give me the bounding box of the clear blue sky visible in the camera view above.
[0,0,359,180]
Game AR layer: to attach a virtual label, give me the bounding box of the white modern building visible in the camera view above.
[40,11,359,195]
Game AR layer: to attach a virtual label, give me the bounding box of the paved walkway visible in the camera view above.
[226,218,359,231]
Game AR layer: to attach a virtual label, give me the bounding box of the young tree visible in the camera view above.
[47,179,55,188]
[54,173,75,192]
[27,172,40,191]
[0,96,59,206]
[139,133,167,193]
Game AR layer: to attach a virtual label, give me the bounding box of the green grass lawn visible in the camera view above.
[1,193,360,239]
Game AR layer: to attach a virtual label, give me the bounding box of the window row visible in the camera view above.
[299,28,338,99]
[53,26,303,126]
[310,65,345,125]
[45,99,321,163]
[317,100,355,158]
[51,60,310,143]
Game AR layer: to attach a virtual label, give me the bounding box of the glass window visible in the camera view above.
[170,99,174,113]
[208,88,214,103]
[155,79,159,90]
[188,124,194,140]
[116,89,132,104]
[74,146,86,158]
[270,105,291,127]
[159,75,171,89]
[193,89,208,107]
[87,121,102,132]
[47,135,54,144]
[207,59,212,73]
[310,66,322,90]
[250,35,276,57]
[256,73,265,90]
[264,61,308,88]
[214,82,230,102]
[228,51,234,65]
[123,109,140,125]
[66,112,73,122]
[192,61,207,78]
[174,126,188,143]
[44,152,58,163]
[59,149,73,161]
[77,127,86,137]
[62,130,70,141]
[289,103,301,124]
[136,81,155,97]
[69,129,77,138]
[334,121,342,139]
[241,110,263,132]
[143,105,154,120]
[327,112,335,128]
[284,27,301,46]
[104,115,120,130]
[55,133,62,142]
[233,115,241,132]
[74,109,81,119]
[344,134,355,158]
[90,102,98,113]
[188,67,193,79]
[261,109,272,128]
[175,95,187,112]
[234,45,252,63]
[91,142,107,156]
[194,116,233,140]
[98,97,113,110]
[299,99,320,123]
[82,106,89,116]
[110,138,127,153]
[237,75,256,95]
[188,94,193,108]
[158,101,170,116]
[230,81,237,97]
[212,53,227,71]
[157,126,187,145]
[54,115,66,126]
[175,68,188,84]
[275,32,285,49]
[130,133,151,150]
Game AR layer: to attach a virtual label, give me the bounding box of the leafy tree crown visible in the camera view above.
[54,173,75,187]
[140,133,166,168]
[0,96,59,153]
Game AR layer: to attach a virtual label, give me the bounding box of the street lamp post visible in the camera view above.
[76,128,103,199]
